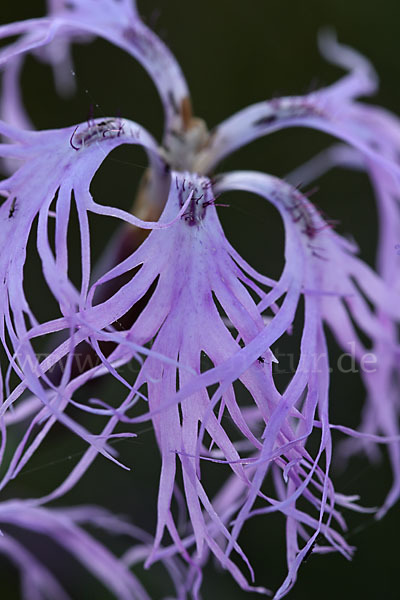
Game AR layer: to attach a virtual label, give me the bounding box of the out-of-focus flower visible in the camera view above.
[0,500,187,600]
[0,2,400,598]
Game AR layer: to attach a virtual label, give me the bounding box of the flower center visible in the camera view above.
[162,118,209,171]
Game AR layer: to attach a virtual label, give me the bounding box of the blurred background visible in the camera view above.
[1,0,400,598]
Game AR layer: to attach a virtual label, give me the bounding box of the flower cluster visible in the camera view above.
[0,2,399,598]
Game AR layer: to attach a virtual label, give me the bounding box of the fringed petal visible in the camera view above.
[0,501,155,600]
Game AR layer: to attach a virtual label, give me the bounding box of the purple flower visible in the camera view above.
[0,3,400,598]
[0,500,182,600]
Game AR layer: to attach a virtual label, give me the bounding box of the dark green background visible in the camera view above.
[1,1,400,599]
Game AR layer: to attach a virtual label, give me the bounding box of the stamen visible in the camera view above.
[69,119,125,151]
